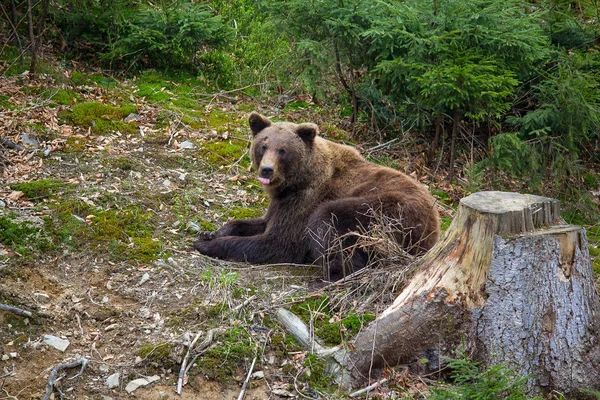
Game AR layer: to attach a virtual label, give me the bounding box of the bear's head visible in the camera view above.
[248,112,318,195]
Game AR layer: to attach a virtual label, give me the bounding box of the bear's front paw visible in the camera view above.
[196,231,217,241]
[193,237,214,255]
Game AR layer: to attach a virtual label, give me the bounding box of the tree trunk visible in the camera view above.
[448,107,460,182]
[278,191,600,397]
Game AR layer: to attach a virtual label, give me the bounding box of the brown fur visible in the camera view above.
[194,113,440,280]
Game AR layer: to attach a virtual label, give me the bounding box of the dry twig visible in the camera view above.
[237,356,256,400]
[42,357,88,400]
[0,303,33,318]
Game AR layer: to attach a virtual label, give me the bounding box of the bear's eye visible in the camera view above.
[261,144,267,152]
[278,149,286,156]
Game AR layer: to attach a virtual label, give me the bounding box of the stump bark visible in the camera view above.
[278,191,600,396]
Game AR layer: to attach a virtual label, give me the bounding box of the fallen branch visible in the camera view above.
[0,302,33,318]
[177,331,203,395]
[0,137,25,151]
[237,356,256,400]
[275,309,348,380]
[349,378,388,398]
[42,357,88,400]
[176,328,222,395]
[233,294,257,313]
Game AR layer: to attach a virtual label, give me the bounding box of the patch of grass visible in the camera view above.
[105,156,137,171]
[0,215,46,255]
[289,296,375,346]
[0,95,16,110]
[45,198,162,262]
[201,138,250,168]
[139,341,174,362]
[9,179,70,201]
[43,88,79,106]
[197,327,255,383]
[59,101,137,135]
[71,71,117,87]
[63,136,88,153]
[430,348,533,400]
[224,206,263,221]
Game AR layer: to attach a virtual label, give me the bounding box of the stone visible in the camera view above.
[1,354,9,361]
[179,140,195,149]
[251,370,265,379]
[20,132,39,148]
[125,375,159,394]
[106,372,120,389]
[33,292,51,303]
[9,352,17,358]
[124,113,140,123]
[139,272,150,285]
[43,335,70,352]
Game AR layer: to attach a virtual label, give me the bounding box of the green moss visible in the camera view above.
[105,157,136,171]
[225,207,263,220]
[43,88,79,106]
[197,327,255,383]
[0,95,16,110]
[302,354,332,390]
[283,101,310,111]
[289,296,375,346]
[9,179,70,200]
[0,215,44,255]
[59,101,137,135]
[199,221,217,231]
[201,138,250,168]
[139,342,174,362]
[71,72,117,87]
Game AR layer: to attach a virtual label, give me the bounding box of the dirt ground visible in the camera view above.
[0,72,341,399]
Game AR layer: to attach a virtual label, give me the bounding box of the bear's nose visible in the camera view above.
[260,166,274,179]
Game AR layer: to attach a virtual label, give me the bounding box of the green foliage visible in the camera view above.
[430,349,533,400]
[103,2,232,70]
[506,51,600,185]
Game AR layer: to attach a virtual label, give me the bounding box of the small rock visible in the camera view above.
[125,375,159,394]
[139,272,150,285]
[251,370,265,379]
[106,372,120,389]
[124,113,140,123]
[102,396,114,400]
[42,146,52,157]
[9,352,17,358]
[178,173,187,182]
[33,292,51,303]
[99,364,109,373]
[186,221,201,233]
[162,179,171,187]
[102,295,110,303]
[172,220,181,228]
[1,354,9,361]
[20,132,39,148]
[136,147,143,152]
[0,199,6,208]
[179,140,195,149]
[43,335,70,352]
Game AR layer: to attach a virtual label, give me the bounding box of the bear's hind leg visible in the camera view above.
[307,198,376,281]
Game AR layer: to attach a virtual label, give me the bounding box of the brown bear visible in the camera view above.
[194,112,440,280]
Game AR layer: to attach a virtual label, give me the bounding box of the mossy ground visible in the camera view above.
[59,101,138,135]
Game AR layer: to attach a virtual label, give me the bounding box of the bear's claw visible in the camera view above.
[196,231,216,241]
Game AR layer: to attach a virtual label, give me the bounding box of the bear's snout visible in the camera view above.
[259,166,274,179]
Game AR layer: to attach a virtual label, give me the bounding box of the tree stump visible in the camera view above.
[278,191,600,396]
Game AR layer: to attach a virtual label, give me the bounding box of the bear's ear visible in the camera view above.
[296,123,318,143]
[249,112,272,136]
